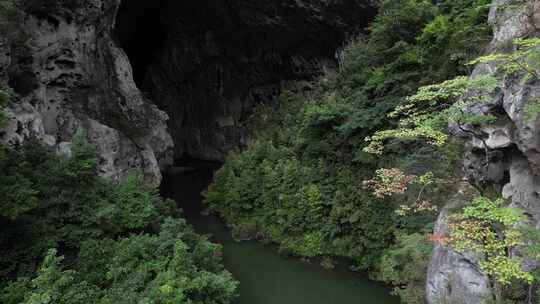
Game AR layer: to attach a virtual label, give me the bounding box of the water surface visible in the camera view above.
[161,160,399,304]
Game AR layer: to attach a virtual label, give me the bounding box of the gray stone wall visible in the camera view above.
[1,0,173,185]
[427,1,540,303]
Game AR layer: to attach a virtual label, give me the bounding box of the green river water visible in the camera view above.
[161,161,399,304]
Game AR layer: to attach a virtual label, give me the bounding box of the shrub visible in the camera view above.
[0,131,238,304]
[379,233,433,304]
[204,0,491,299]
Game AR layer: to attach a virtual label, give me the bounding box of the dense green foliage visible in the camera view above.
[362,33,540,302]
[205,1,491,302]
[449,197,532,296]
[366,37,540,155]
[0,89,238,303]
[7,0,540,302]
[334,0,491,140]
[379,233,433,304]
[443,196,540,303]
[206,136,396,266]
[2,220,237,304]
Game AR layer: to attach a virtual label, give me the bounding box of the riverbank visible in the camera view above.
[161,160,398,304]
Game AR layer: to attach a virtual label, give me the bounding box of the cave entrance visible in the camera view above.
[115,0,166,88]
[115,0,376,162]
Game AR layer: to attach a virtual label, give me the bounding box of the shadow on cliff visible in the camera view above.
[115,0,377,162]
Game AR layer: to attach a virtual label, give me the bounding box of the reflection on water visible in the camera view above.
[161,160,399,304]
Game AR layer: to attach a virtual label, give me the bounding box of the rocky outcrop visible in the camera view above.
[1,0,173,185]
[1,0,376,177]
[426,183,493,304]
[427,1,540,303]
[1,0,376,178]
[116,0,376,161]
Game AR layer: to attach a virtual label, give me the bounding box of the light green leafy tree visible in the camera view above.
[364,75,499,154]
[365,38,540,155]
[3,219,239,304]
[22,249,98,304]
[448,197,533,301]
[472,38,540,123]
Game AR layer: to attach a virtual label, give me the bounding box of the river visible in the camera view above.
[161,160,399,304]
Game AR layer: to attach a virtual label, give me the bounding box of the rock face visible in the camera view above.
[116,0,376,161]
[426,183,493,304]
[1,0,174,185]
[427,1,540,303]
[1,0,375,178]
[1,0,376,178]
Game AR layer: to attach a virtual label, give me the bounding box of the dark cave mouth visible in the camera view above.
[115,0,166,88]
[115,0,377,161]
[115,1,376,89]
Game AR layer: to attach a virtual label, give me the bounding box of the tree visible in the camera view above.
[379,233,433,304]
[471,38,540,122]
[0,126,238,304]
[447,197,533,301]
[364,38,540,155]
[16,249,97,304]
[364,75,499,155]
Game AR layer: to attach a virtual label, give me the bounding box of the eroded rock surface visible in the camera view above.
[1,0,173,185]
[427,1,540,303]
[427,184,492,304]
[1,0,376,178]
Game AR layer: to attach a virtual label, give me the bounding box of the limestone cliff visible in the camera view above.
[0,0,173,185]
[427,1,540,303]
[1,0,375,182]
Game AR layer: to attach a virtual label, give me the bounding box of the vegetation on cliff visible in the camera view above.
[4,0,540,303]
[205,0,492,303]
[1,0,238,301]
[0,91,238,303]
[370,33,540,303]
